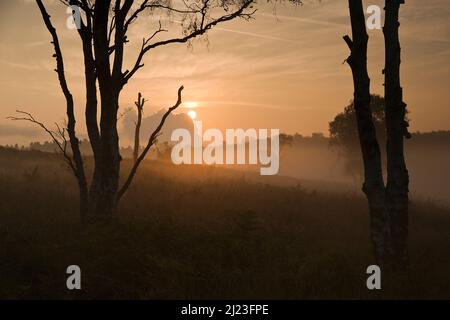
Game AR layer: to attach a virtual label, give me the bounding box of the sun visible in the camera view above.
[188,110,197,120]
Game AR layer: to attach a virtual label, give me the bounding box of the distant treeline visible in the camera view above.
[1,130,449,156]
[1,139,154,159]
[407,131,450,145]
[282,130,450,147]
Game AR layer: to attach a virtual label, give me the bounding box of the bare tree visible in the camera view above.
[383,0,410,269]
[133,92,145,162]
[344,0,389,265]
[344,0,410,270]
[23,0,256,221]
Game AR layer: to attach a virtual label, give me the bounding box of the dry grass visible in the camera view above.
[0,148,450,299]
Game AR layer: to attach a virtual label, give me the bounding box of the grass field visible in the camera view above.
[1,148,450,299]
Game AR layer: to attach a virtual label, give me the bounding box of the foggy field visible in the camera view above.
[278,135,450,205]
[1,148,450,299]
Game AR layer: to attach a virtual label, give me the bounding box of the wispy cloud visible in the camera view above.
[255,12,346,28]
[213,26,303,44]
[187,100,306,111]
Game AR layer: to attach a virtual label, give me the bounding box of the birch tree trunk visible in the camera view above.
[384,0,410,270]
[344,0,389,265]
[86,0,121,218]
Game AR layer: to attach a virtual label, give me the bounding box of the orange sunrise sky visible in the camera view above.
[0,0,449,145]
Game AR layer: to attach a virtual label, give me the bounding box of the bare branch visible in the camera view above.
[343,34,353,50]
[144,20,168,46]
[124,0,199,35]
[8,110,76,174]
[124,0,150,34]
[122,0,254,84]
[108,14,116,47]
[117,85,184,200]
[60,0,93,13]
[144,3,199,14]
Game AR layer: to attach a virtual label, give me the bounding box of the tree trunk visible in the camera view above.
[345,0,390,265]
[36,0,89,220]
[88,0,121,219]
[384,0,409,270]
[88,92,121,219]
[133,93,144,163]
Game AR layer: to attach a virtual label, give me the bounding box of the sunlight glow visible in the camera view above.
[188,110,197,120]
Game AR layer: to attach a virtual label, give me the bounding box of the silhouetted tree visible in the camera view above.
[329,95,386,179]
[383,0,410,269]
[156,141,173,161]
[344,0,410,270]
[329,94,410,181]
[344,0,389,265]
[17,0,256,222]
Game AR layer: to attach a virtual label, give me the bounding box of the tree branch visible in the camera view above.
[123,0,200,35]
[117,85,184,201]
[124,0,150,34]
[122,0,254,84]
[68,0,102,158]
[8,110,77,175]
